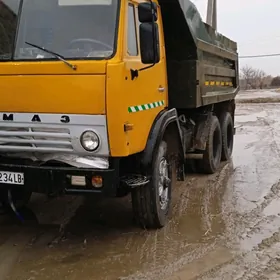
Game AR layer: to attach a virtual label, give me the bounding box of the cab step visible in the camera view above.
[121,175,150,188]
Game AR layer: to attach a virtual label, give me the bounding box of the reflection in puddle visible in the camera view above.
[4,163,234,280]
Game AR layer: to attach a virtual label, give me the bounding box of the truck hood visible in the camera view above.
[0,61,107,115]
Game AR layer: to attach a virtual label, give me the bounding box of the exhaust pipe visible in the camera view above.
[206,0,217,30]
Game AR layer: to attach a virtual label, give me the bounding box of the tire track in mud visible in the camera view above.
[197,190,280,279]
[197,228,280,280]
[2,160,232,280]
[200,184,212,234]
[0,228,34,278]
[135,178,194,272]
[194,104,280,280]
[138,232,152,263]
[171,178,194,221]
[237,181,280,235]
[0,195,85,280]
[138,102,280,280]
[144,178,195,271]
[230,104,280,212]
[121,163,233,280]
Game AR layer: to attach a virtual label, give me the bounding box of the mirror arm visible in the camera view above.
[130,69,139,80]
[130,64,155,80]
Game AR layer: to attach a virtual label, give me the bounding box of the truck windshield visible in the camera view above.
[0,0,119,61]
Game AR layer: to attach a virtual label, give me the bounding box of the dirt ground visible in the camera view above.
[1,90,280,280]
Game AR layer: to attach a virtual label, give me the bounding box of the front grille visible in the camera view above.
[0,125,73,153]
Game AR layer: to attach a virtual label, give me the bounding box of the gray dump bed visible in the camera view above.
[159,0,239,109]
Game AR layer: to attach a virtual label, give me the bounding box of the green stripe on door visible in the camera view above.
[128,100,165,113]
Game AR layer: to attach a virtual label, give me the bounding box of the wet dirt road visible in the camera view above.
[1,93,280,280]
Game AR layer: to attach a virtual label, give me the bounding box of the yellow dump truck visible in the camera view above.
[0,0,238,228]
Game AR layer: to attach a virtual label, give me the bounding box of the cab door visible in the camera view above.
[123,1,168,155]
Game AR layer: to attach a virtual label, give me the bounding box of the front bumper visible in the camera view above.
[0,159,120,197]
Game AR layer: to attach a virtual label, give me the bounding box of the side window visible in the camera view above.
[127,4,138,56]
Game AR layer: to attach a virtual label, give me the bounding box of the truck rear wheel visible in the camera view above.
[131,140,172,229]
[201,115,222,174]
[220,112,234,161]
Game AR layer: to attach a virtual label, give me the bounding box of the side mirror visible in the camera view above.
[139,22,160,64]
[138,2,158,23]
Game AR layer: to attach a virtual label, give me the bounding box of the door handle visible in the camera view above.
[158,86,165,93]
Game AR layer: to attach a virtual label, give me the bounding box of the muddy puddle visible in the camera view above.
[0,161,233,280]
[2,98,280,279]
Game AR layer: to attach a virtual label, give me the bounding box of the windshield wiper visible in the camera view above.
[25,41,77,71]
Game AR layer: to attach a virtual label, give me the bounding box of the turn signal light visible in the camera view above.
[92,176,103,188]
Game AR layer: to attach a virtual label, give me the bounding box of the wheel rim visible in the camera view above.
[158,157,170,210]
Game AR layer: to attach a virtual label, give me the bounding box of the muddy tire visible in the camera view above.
[0,189,32,209]
[131,140,172,229]
[220,112,234,161]
[200,115,222,174]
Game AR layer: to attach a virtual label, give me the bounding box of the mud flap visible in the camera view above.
[194,112,212,152]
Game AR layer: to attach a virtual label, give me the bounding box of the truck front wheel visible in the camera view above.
[131,140,173,229]
[200,115,222,174]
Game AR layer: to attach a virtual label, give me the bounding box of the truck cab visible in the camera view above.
[0,0,238,229]
[0,0,169,158]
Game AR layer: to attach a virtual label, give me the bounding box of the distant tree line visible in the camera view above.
[240,65,280,90]
[271,76,280,87]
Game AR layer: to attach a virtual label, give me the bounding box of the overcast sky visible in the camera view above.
[192,0,280,76]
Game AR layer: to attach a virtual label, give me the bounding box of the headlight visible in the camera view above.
[80,131,100,151]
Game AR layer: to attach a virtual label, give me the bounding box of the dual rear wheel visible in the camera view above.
[199,112,234,174]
